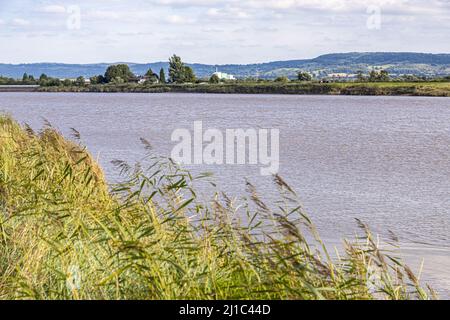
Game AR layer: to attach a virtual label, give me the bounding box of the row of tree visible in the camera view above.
[0,55,196,87]
[89,55,195,85]
[357,70,390,82]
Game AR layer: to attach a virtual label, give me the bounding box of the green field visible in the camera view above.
[37,81,450,97]
[0,115,437,300]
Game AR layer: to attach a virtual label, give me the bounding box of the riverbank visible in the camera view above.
[0,85,40,92]
[0,115,438,300]
[35,81,450,97]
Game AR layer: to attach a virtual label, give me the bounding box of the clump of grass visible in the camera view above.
[0,115,437,300]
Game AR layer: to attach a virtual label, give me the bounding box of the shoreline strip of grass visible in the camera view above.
[2,82,448,96]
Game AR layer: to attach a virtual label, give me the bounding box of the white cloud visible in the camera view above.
[12,18,30,26]
[86,10,121,20]
[1,0,450,64]
[40,5,67,14]
[166,15,196,24]
[206,7,250,19]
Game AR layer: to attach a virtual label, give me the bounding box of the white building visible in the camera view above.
[212,69,236,80]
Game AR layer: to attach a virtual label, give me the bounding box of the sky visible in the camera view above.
[0,0,449,64]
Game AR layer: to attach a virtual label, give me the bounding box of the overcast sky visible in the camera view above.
[0,0,449,64]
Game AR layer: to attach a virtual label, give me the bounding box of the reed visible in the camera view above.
[0,115,436,300]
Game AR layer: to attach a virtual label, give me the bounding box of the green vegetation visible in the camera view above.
[209,74,220,84]
[0,115,437,300]
[2,56,450,96]
[36,81,450,96]
[169,54,196,83]
[159,68,166,84]
[144,68,159,84]
[298,71,312,81]
[104,64,134,83]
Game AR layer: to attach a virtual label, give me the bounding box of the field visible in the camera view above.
[37,81,450,97]
[0,115,438,300]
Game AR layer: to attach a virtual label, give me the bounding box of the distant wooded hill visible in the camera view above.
[1,52,449,79]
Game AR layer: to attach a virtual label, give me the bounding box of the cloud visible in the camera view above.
[206,7,250,19]
[40,5,67,14]
[166,15,196,24]
[152,0,228,6]
[0,0,450,64]
[12,18,30,26]
[86,10,121,20]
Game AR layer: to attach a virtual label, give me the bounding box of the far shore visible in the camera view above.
[2,82,450,97]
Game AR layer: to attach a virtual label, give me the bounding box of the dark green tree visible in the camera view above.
[104,64,134,83]
[275,76,289,83]
[169,55,185,83]
[145,68,159,83]
[63,79,73,86]
[169,55,196,83]
[356,71,366,82]
[75,76,86,86]
[209,74,220,84]
[379,70,390,82]
[368,69,390,82]
[90,75,106,85]
[145,68,155,77]
[159,68,166,83]
[183,66,196,83]
[298,71,312,81]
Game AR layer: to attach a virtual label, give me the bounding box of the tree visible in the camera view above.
[145,68,155,77]
[145,68,159,83]
[169,55,184,83]
[379,70,390,82]
[90,75,106,85]
[209,74,220,84]
[159,68,166,83]
[41,77,61,87]
[169,55,196,83]
[183,66,196,83]
[356,71,366,82]
[368,69,390,82]
[368,70,378,82]
[39,74,48,82]
[22,73,29,82]
[75,76,86,86]
[275,76,289,83]
[63,79,73,86]
[298,71,312,81]
[104,64,134,83]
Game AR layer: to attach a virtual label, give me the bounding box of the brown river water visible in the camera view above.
[1,92,449,297]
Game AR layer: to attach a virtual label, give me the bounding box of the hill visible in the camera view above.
[1,52,449,80]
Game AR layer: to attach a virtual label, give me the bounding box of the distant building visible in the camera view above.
[212,68,236,80]
[137,75,159,84]
[328,73,349,79]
